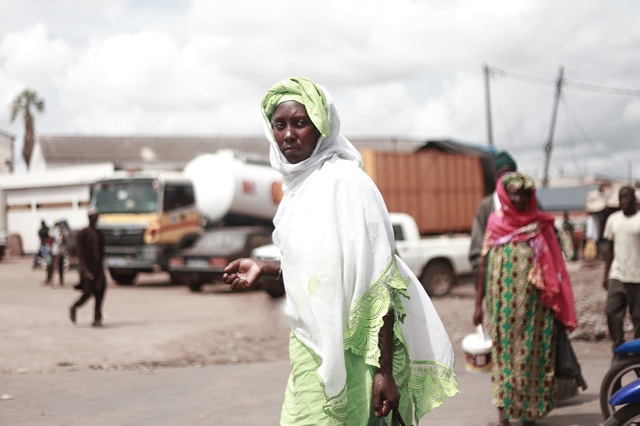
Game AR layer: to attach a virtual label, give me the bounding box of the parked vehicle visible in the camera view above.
[248,213,472,298]
[89,150,282,285]
[390,212,472,297]
[605,377,640,425]
[168,226,273,292]
[361,148,488,235]
[601,338,640,419]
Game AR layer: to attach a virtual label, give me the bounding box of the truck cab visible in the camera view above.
[90,171,202,285]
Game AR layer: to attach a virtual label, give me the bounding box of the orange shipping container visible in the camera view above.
[361,149,485,235]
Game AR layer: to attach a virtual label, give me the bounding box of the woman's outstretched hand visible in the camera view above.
[223,258,262,290]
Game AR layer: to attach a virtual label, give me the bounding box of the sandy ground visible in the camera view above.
[0,256,614,426]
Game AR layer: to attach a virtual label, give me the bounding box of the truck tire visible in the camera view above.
[109,269,137,285]
[420,260,455,297]
[262,278,285,299]
[169,272,188,285]
[188,281,203,292]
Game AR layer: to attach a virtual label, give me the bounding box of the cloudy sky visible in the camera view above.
[1,0,639,180]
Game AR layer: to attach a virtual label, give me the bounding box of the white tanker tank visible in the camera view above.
[183,150,283,223]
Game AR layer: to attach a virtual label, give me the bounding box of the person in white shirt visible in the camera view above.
[602,186,640,358]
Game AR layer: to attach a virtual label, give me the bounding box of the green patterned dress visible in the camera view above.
[486,241,556,422]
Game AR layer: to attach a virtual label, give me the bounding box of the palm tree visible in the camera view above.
[10,89,45,168]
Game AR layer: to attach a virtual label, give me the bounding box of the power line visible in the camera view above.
[487,65,640,97]
[560,93,611,159]
[564,81,640,97]
[488,66,556,88]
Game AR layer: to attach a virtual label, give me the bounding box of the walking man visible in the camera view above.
[603,186,640,358]
[70,207,106,327]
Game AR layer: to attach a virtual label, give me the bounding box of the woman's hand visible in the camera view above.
[222,258,263,290]
[473,305,483,326]
[372,371,400,418]
[223,258,281,290]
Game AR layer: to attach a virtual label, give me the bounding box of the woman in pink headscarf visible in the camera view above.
[473,172,577,426]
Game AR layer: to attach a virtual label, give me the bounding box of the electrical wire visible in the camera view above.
[489,76,517,149]
[487,65,640,96]
[560,93,611,160]
[564,81,640,97]
[488,66,556,88]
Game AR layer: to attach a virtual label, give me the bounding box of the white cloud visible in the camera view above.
[0,0,639,179]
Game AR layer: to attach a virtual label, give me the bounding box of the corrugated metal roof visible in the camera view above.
[537,184,600,212]
[37,135,424,170]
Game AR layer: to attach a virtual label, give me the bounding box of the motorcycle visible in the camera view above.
[605,377,640,425]
[601,338,640,419]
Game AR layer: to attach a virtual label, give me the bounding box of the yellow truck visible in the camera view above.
[90,171,202,284]
[89,150,282,285]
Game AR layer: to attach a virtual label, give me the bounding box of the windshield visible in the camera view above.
[197,232,246,252]
[91,180,159,214]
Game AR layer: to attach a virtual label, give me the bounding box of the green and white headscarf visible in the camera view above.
[262,77,330,139]
[261,77,361,193]
[262,78,458,423]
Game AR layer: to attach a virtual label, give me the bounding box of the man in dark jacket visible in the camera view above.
[69,207,106,327]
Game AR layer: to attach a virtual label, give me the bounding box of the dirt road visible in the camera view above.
[0,256,612,425]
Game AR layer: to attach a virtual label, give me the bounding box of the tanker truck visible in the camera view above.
[89,150,282,285]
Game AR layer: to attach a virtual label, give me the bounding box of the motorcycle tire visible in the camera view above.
[605,403,640,425]
[601,357,640,420]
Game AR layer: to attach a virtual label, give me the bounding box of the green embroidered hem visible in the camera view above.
[343,254,410,366]
[338,255,458,422]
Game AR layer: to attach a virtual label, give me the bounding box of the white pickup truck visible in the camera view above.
[251,212,472,298]
[390,212,472,297]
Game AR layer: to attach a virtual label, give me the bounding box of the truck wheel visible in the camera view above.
[420,261,455,297]
[188,281,203,292]
[169,272,186,285]
[262,278,285,299]
[109,269,137,285]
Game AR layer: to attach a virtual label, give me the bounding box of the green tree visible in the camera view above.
[10,88,46,168]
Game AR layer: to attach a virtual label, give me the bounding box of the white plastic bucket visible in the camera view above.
[461,325,492,373]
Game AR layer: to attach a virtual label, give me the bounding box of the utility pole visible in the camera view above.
[483,64,494,148]
[542,66,564,188]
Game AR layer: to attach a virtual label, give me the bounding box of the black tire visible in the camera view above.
[188,281,203,292]
[601,357,640,419]
[109,269,137,285]
[605,403,640,425]
[169,272,186,285]
[420,260,455,297]
[262,278,285,299]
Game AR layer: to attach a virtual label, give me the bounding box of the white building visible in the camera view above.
[0,163,115,253]
[0,129,15,174]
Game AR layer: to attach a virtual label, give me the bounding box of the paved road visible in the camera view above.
[0,256,612,425]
